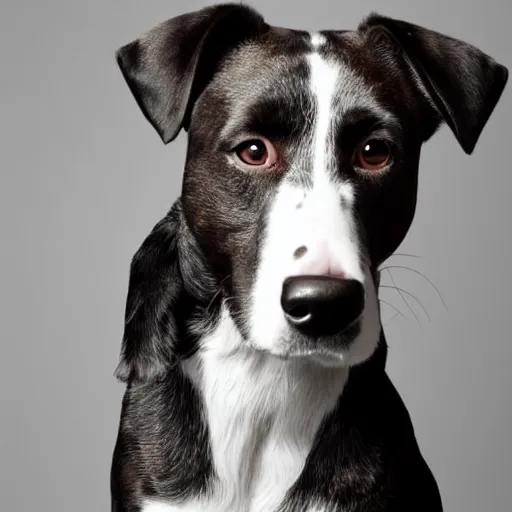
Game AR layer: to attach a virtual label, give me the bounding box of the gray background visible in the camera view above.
[1,0,510,510]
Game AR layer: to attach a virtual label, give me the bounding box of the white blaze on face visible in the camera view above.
[248,33,380,365]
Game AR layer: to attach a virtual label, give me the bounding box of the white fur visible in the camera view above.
[143,500,333,512]
[143,307,348,512]
[143,502,186,512]
[310,32,326,48]
[249,36,380,366]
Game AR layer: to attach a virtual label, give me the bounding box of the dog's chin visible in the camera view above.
[262,320,371,368]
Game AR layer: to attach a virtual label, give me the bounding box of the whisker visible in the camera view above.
[380,285,431,322]
[387,253,423,259]
[206,274,231,313]
[386,269,421,325]
[378,298,407,320]
[380,265,447,310]
[223,296,248,331]
[289,374,307,400]
[383,311,401,327]
[223,296,236,307]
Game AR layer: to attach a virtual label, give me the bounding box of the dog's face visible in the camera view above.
[182,30,419,366]
[115,5,507,381]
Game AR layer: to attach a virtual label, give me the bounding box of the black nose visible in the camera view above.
[281,276,365,338]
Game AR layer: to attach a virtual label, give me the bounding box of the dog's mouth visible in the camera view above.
[264,320,362,369]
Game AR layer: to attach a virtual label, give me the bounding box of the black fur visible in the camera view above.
[111,367,213,509]
[115,201,218,383]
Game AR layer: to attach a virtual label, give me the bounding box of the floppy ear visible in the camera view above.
[115,204,185,383]
[359,14,508,154]
[116,4,267,144]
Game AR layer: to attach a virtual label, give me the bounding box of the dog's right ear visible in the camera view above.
[115,205,184,383]
[116,4,267,144]
[359,14,508,154]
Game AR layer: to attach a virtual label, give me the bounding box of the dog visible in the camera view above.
[111,4,508,511]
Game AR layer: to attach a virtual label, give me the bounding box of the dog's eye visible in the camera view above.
[356,139,391,171]
[239,140,267,164]
[234,138,277,170]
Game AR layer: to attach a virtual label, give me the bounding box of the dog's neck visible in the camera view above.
[181,307,386,511]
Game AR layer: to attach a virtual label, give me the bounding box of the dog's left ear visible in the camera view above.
[360,15,508,154]
[115,205,185,383]
[116,4,267,144]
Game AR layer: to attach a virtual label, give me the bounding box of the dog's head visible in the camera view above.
[115,4,508,381]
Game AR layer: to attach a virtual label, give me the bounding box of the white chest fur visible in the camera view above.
[143,309,348,512]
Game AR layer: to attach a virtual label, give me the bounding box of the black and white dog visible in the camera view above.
[111,4,508,511]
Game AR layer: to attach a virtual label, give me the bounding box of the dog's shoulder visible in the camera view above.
[280,371,443,512]
[111,371,213,510]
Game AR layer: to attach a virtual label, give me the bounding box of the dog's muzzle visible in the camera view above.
[281,276,365,338]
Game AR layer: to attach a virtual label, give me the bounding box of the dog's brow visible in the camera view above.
[339,107,402,132]
[220,96,313,146]
[336,108,403,145]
